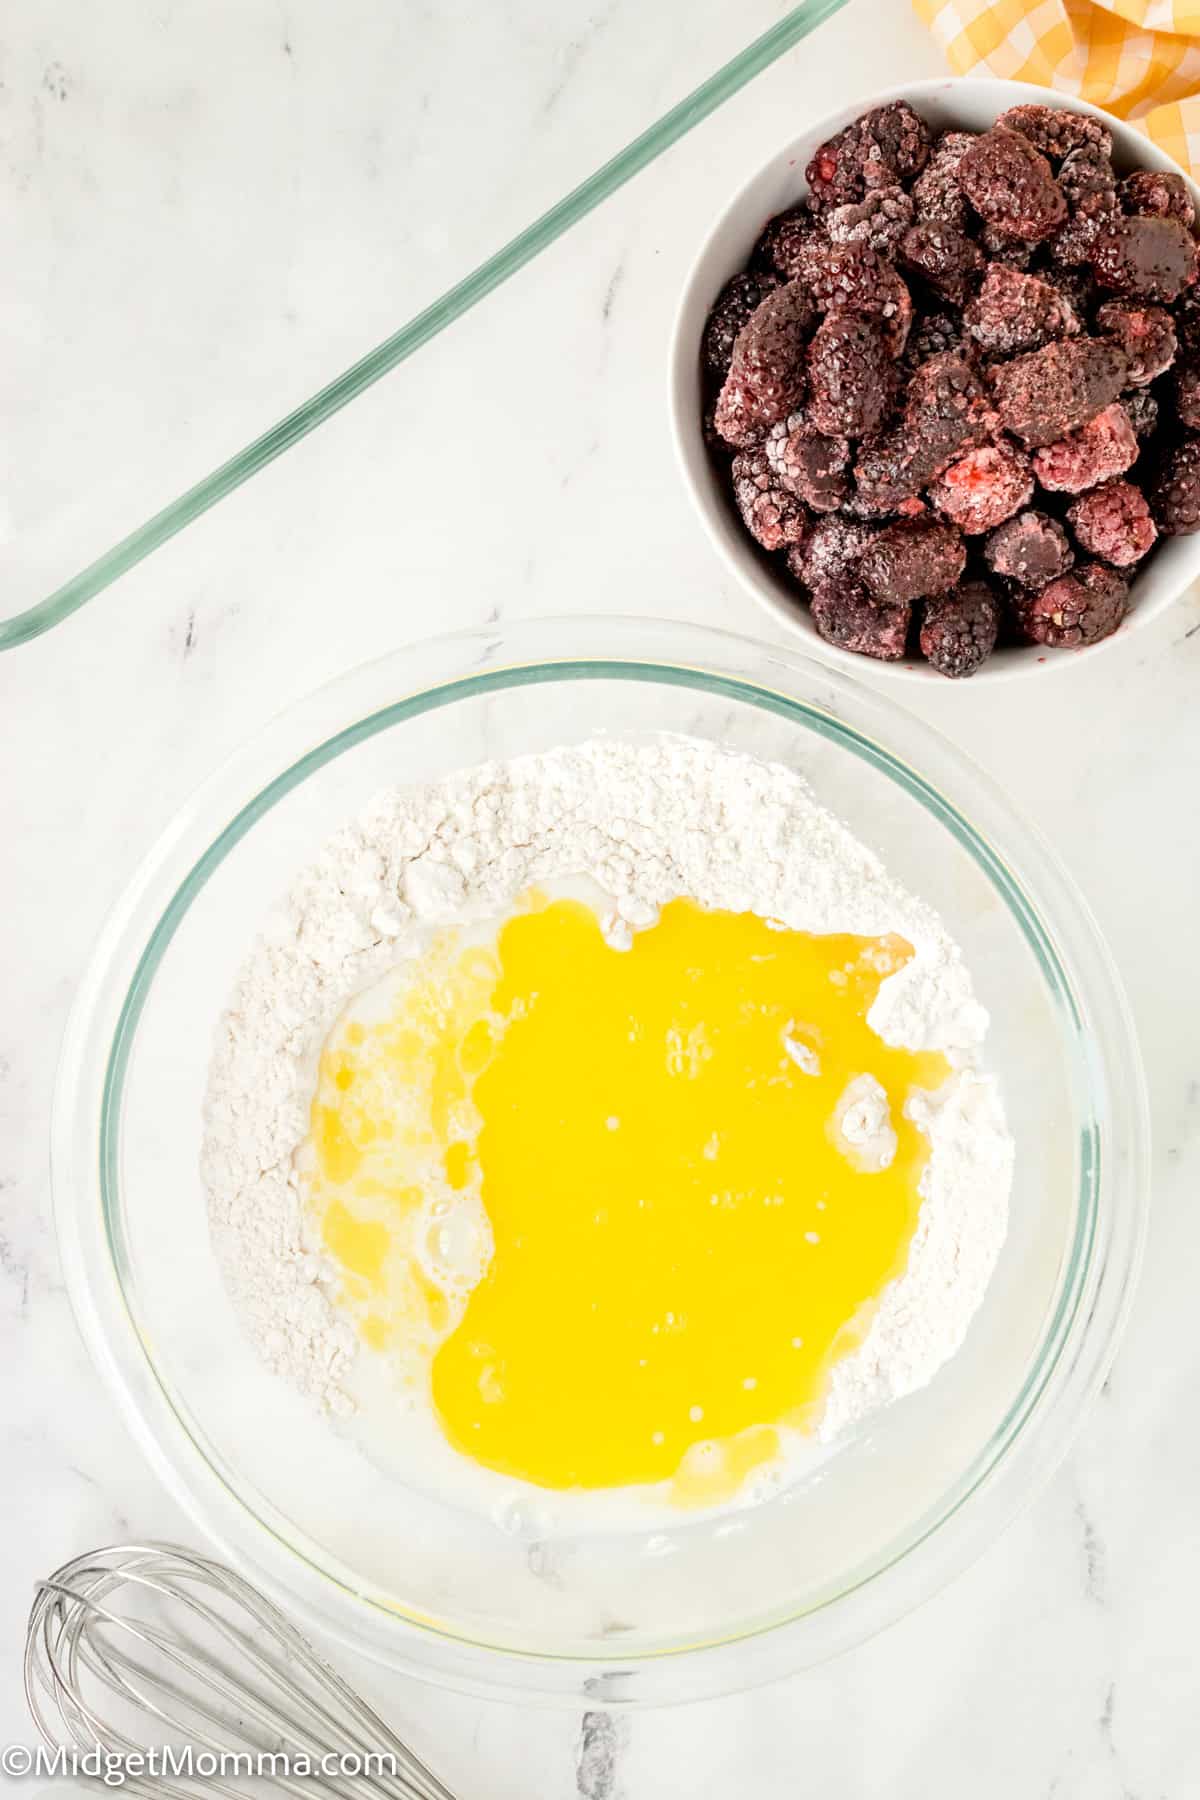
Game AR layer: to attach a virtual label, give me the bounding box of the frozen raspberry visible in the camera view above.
[1032,401,1138,492]
[1067,479,1157,565]
[1172,355,1200,429]
[805,242,913,358]
[730,447,809,551]
[1121,170,1195,230]
[714,281,814,447]
[788,514,873,589]
[860,516,966,603]
[810,581,911,660]
[1050,146,1120,267]
[702,271,782,385]
[990,337,1128,446]
[958,128,1066,242]
[984,509,1074,586]
[1094,301,1177,386]
[1149,435,1200,533]
[752,207,826,283]
[826,185,913,256]
[964,263,1080,357]
[902,308,965,370]
[929,439,1034,533]
[1017,562,1128,646]
[996,104,1113,164]
[920,579,1001,676]
[766,415,851,512]
[899,221,985,306]
[1123,387,1159,441]
[1092,215,1197,302]
[807,313,895,438]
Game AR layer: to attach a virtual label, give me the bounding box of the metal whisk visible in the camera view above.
[25,1544,458,1800]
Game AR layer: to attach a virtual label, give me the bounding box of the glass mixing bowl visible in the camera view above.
[53,617,1148,1705]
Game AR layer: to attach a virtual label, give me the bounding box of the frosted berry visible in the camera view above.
[807,313,895,438]
[1149,436,1200,533]
[1094,301,1177,386]
[1121,170,1195,230]
[810,582,911,660]
[990,337,1128,447]
[766,415,852,513]
[929,439,1034,533]
[730,448,809,551]
[860,516,967,602]
[1032,402,1139,493]
[920,579,1001,676]
[984,509,1074,586]
[958,127,1066,242]
[826,185,913,256]
[1092,215,1197,302]
[1172,355,1200,429]
[702,271,782,385]
[1067,480,1157,565]
[996,104,1113,164]
[964,263,1080,357]
[899,221,985,306]
[714,281,814,447]
[1017,562,1128,645]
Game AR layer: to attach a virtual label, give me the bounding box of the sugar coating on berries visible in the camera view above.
[984,509,1074,587]
[1050,147,1120,267]
[1018,562,1128,646]
[730,447,809,551]
[899,221,984,306]
[964,263,1080,357]
[807,313,895,438]
[1092,215,1197,302]
[826,186,913,255]
[752,207,826,283]
[1149,436,1200,533]
[860,516,966,603]
[714,281,814,446]
[789,515,873,590]
[929,439,1034,533]
[996,105,1113,165]
[990,337,1128,447]
[958,128,1066,243]
[1067,480,1157,566]
[805,242,913,357]
[1121,170,1195,230]
[1172,356,1200,430]
[1094,301,1177,386]
[766,415,851,513]
[920,579,1001,676]
[702,272,782,385]
[811,582,911,661]
[911,131,975,226]
[1032,401,1139,493]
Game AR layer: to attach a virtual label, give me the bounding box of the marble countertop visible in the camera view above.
[2,1,1198,1793]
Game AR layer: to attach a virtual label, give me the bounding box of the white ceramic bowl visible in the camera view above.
[669,76,1200,681]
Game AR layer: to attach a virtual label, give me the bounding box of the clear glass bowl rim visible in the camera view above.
[52,615,1149,1706]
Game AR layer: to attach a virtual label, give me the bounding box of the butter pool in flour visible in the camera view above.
[201,737,1013,1535]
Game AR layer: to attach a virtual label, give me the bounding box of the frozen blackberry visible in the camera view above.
[1176,283,1200,353]
[1149,436,1200,533]
[1032,401,1139,493]
[1040,262,1096,313]
[964,263,1080,357]
[807,313,895,438]
[730,447,809,551]
[766,415,851,513]
[984,509,1074,586]
[907,350,993,440]
[1092,215,1197,302]
[899,221,985,306]
[902,308,965,370]
[1094,301,1177,386]
[996,105,1113,164]
[911,131,976,227]
[805,242,913,357]
[702,271,782,385]
[1172,355,1200,429]
[860,516,966,603]
[810,582,911,661]
[929,439,1034,534]
[958,127,1067,242]
[858,102,932,188]
[920,579,1002,676]
[807,124,871,211]
[979,224,1038,269]
[853,428,936,514]
[788,514,873,589]
[990,337,1128,446]
[1017,562,1128,646]
[1123,387,1159,441]
[1050,146,1120,267]
[1121,170,1195,230]
[826,185,914,256]
[752,206,826,283]
[1067,480,1157,565]
[714,281,815,447]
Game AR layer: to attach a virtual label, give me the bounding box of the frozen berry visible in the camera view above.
[807,125,869,211]
[1094,301,1177,386]
[714,281,814,446]
[858,102,932,187]
[911,131,976,227]
[766,415,851,512]
[702,271,782,385]
[827,185,914,256]
[984,509,1074,586]
[1040,262,1096,313]
[1172,355,1200,429]
[1176,283,1200,353]
[899,221,985,306]
[1051,146,1120,267]
[1092,215,1197,302]
[807,313,895,437]
[903,308,965,369]
[730,447,809,551]
[1067,479,1157,565]
[929,439,1034,533]
[920,579,1001,676]
[805,242,913,357]
[788,515,873,589]
[1121,170,1195,230]
[996,104,1112,164]
[810,582,911,660]
[1032,401,1139,492]
[853,428,936,514]
[964,263,1080,357]
[958,128,1066,243]
[1149,435,1200,533]
[1017,562,1128,645]
[860,516,966,603]
[907,350,993,442]
[979,224,1038,268]
[990,337,1128,446]
[752,207,826,283]
[1123,387,1159,441]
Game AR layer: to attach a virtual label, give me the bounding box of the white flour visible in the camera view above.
[202,736,1012,1458]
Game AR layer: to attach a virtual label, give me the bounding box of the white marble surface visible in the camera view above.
[2,1,1200,1793]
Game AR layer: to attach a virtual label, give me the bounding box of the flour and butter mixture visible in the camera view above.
[202,738,1012,1532]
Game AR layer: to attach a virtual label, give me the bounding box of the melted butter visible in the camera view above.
[305,898,948,1496]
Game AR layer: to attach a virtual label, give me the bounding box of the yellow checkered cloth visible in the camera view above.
[913,0,1200,170]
